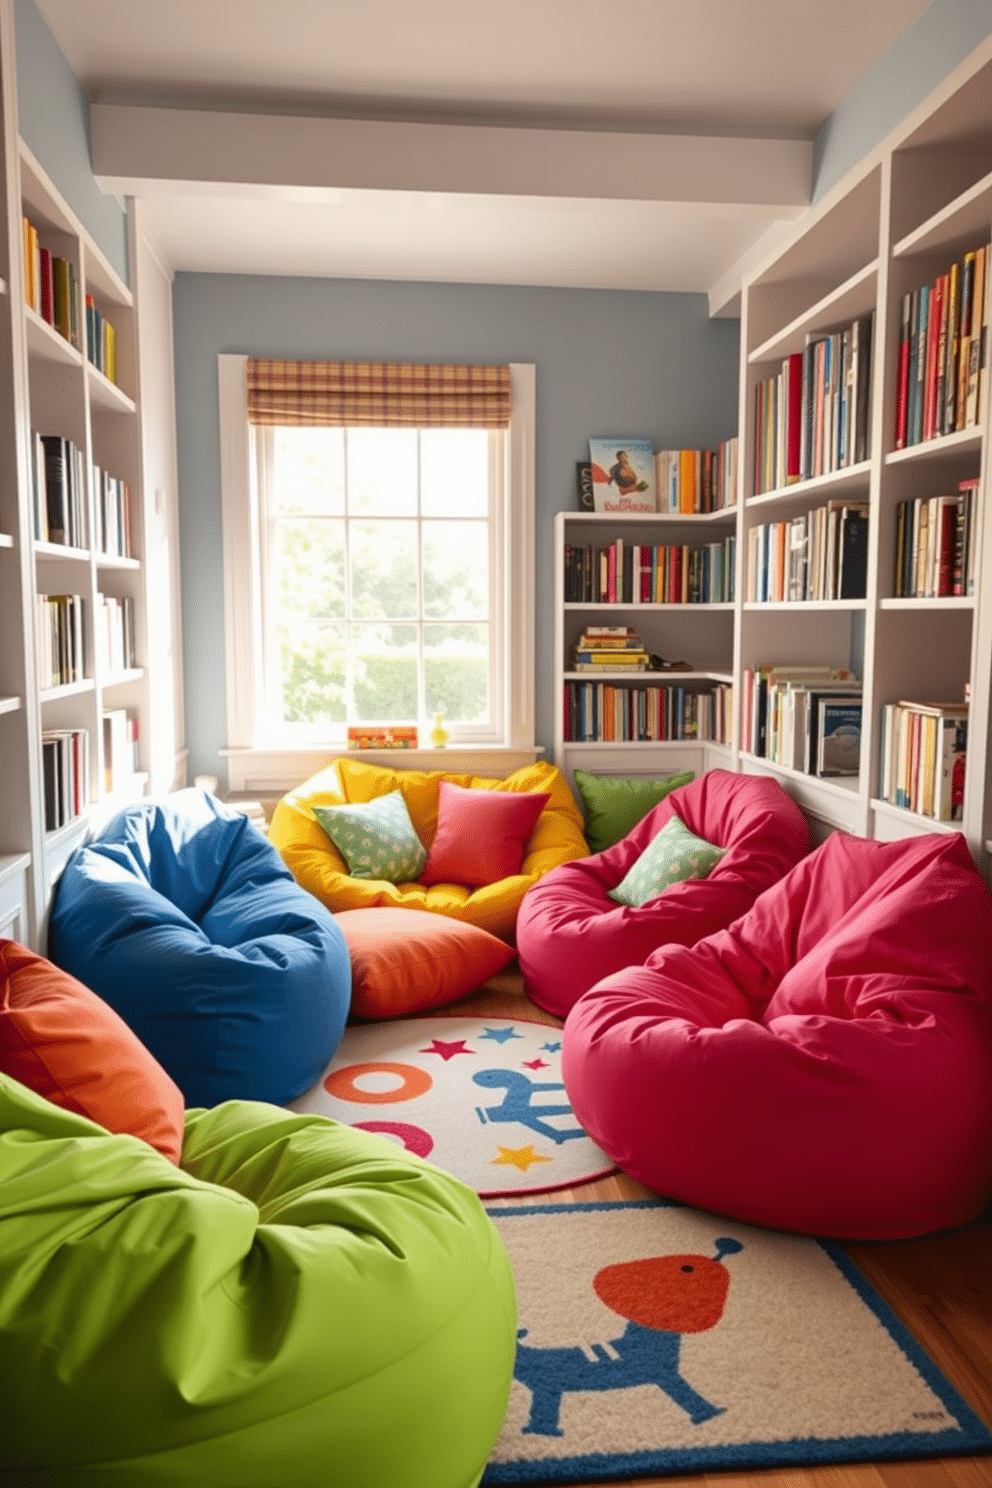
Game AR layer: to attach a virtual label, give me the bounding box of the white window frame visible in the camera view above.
[217,355,537,794]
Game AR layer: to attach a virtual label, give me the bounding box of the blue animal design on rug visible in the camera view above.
[513,1236,743,1436]
[472,1068,587,1145]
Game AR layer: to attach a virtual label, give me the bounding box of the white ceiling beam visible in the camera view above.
[91,103,812,209]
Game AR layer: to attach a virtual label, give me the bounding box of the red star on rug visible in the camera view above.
[418,1038,474,1061]
[492,1145,553,1172]
[522,1057,549,1069]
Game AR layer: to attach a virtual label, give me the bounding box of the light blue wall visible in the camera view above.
[813,0,992,199]
[172,275,740,777]
[13,0,127,280]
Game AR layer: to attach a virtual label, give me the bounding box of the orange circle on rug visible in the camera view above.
[324,1061,433,1104]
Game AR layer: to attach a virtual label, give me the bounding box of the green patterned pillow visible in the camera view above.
[607,811,726,908]
[312,791,427,883]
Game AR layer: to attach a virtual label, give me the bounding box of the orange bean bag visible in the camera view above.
[269,758,587,941]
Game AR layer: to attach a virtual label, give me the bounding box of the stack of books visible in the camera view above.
[753,313,874,494]
[41,727,89,831]
[741,664,862,776]
[571,626,649,672]
[746,500,868,603]
[23,216,79,347]
[893,478,979,597]
[895,242,990,449]
[878,700,967,820]
[85,294,117,384]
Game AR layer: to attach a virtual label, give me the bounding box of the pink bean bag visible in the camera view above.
[562,830,992,1240]
[517,770,810,1017]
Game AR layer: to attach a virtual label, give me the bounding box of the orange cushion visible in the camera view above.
[336,908,516,1018]
[0,938,185,1163]
[420,782,551,887]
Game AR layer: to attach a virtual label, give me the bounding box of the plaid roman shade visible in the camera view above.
[246,359,512,429]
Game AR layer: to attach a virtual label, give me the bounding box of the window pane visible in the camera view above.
[352,623,418,721]
[425,624,489,723]
[278,622,346,723]
[421,428,488,517]
[347,428,417,515]
[276,519,345,619]
[350,520,418,619]
[273,428,344,515]
[423,520,488,619]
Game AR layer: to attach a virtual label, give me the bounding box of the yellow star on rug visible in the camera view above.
[492,1145,553,1172]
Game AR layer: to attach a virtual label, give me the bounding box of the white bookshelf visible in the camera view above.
[553,508,737,793]
[0,0,173,946]
[552,38,992,881]
[733,36,992,869]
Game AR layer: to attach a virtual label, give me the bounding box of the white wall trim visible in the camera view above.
[218,353,260,751]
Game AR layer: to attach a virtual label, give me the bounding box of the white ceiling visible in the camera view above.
[36,0,935,304]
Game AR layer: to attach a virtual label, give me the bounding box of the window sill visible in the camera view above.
[220,744,546,795]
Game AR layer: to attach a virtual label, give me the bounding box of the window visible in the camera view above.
[257,423,501,738]
[218,357,536,791]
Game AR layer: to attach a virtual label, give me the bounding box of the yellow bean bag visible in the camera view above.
[269,758,587,941]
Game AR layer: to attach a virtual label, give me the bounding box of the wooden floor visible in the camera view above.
[446,967,992,1488]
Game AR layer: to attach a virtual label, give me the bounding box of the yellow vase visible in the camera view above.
[431,712,449,748]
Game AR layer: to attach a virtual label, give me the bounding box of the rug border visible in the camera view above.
[482,1197,992,1485]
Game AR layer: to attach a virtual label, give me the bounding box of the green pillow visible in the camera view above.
[312,790,427,882]
[574,769,694,854]
[607,811,726,908]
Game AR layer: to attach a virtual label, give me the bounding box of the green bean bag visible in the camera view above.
[0,1075,517,1486]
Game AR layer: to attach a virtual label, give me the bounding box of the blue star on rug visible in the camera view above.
[479,1026,524,1044]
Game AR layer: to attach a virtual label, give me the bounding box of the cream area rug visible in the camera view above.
[288,1017,616,1197]
[482,1198,992,1483]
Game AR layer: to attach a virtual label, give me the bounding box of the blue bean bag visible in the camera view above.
[48,789,351,1107]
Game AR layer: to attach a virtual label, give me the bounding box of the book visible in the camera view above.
[588,438,656,513]
[964,243,987,426]
[575,461,594,511]
[895,292,911,449]
[837,504,869,599]
[816,697,863,776]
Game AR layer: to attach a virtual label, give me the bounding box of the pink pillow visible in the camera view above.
[0,938,185,1163]
[420,782,551,887]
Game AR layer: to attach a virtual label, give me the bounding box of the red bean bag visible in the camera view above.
[517,770,810,1017]
[561,830,992,1240]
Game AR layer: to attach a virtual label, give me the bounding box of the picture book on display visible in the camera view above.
[588,437,656,513]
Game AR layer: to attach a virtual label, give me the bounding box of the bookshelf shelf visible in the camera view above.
[745,462,872,512]
[24,305,80,365]
[743,600,867,613]
[892,169,992,259]
[0,694,20,715]
[0,530,11,549]
[34,541,90,564]
[870,798,963,837]
[564,601,735,613]
[885,427,982,465]
[748,261,879,365]
[101,667,144,688]
[87,364,136,415]
[879,596,975,610]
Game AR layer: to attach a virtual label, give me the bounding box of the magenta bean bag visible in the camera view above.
[517,769,810,1017]
[561,830,992,1240]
